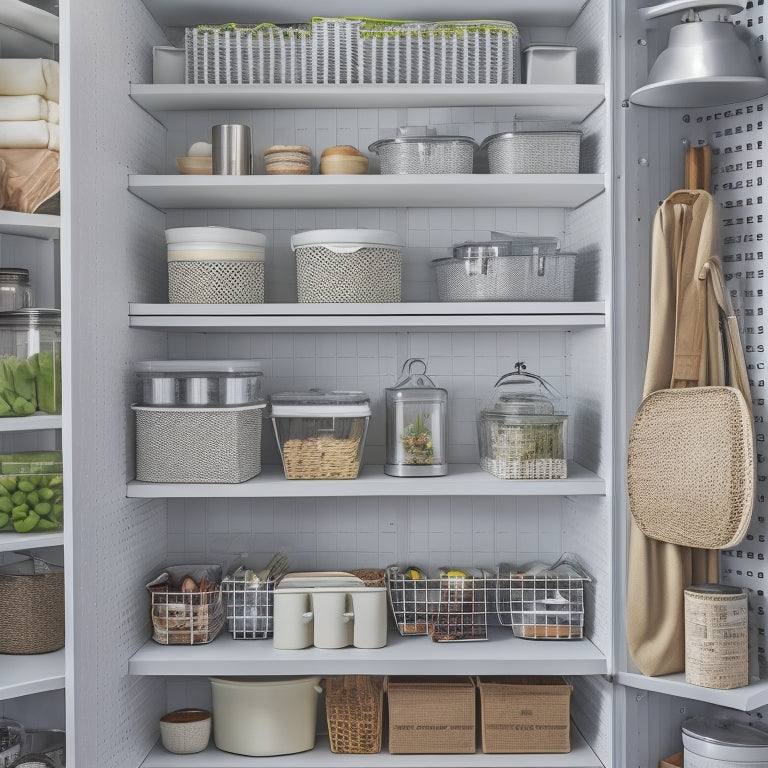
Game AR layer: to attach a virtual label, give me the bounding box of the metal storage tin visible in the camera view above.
[481,129,581,174]
[433,235,575,302]
[369,128,477,174]
[682,717,768,767]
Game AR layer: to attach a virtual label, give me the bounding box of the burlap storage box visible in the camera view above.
[0,557,64,654]
[387,677,476,754]
[478,676,572,753]
[325,675,384,754]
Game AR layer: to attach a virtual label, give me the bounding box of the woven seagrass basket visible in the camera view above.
[0,560,64,654]
[325,676,384,754]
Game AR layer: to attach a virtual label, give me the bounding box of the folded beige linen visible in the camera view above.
[47,100,59,124]
[0,120,49,148]
[47,123,58,151]
[0,95,48,121]
[0,59,59,101]
[0,147,59,214]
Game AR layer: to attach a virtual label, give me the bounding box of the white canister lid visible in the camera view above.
[682,718,768,761]
[291,228,404,252]
[165,227,267,248]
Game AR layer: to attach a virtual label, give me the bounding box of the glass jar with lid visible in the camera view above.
[478,362,567,479]
[385,359,447,477]
[0,309,61,416]
[0,268,33,311]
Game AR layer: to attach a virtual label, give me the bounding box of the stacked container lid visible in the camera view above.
[165,227,267,304]
[133,360,265,483]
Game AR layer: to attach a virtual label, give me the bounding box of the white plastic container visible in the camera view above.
[152,46,185,84]
[523,44,577,84]
[165,226,267,304]
[683,717,768,767]
[291,229,403,303]
[209,676,322,756]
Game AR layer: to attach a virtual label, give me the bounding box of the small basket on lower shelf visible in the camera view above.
[325,675,385,754]
[495,555,589,639]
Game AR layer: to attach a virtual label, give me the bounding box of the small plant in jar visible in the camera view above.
[400,412,434,465]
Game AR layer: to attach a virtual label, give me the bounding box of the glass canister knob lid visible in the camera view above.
[386,358,446,399]
[482,361,562,416]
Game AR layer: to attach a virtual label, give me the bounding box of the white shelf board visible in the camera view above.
[0,648,64,701]
[141,1,589,29]
[0,531,63,551]
[126,462,606,499]
[130,83,605,122]
[141,730,602,768]
[616,671,768,712]
[128,175,605,210]
[0,413,62,431]
[0,210,60,239]
[0,0,58,43]
[129,302,607,332]
[129,629,607,677]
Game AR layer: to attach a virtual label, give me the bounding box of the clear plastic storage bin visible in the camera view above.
[0,451,63,533]
[269,390,371,479]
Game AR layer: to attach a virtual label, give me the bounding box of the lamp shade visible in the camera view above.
[630,18,768,107]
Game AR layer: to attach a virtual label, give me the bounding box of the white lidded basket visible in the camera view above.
[134,403,265,483]
[291,229,403,302]
[165,227,266,304]
[159,709,212,754]
[482,129,581,174]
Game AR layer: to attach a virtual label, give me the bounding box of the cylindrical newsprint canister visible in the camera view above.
[684,584,748,689]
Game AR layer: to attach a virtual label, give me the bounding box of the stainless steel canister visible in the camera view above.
[212,124,252,175]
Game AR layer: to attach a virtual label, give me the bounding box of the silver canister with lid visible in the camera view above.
[0,268,33,311]
[385,358,448,477]
[432,234,575,302]
[369,127,478,174]
[682,717,768,768]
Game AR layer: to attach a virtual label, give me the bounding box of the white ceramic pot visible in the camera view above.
[209,676,322,756]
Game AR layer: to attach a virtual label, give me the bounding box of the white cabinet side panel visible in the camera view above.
[66,0,169,765]
[571,675,612,767]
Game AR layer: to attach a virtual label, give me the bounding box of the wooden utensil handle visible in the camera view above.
[685,144,712,191]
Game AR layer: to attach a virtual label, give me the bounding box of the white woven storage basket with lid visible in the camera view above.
[291,229,403,303]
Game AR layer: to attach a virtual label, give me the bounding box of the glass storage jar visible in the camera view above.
[385,359,447,477]
[478,362,567,480]
[0,268,33,311]
[0,309,61,416]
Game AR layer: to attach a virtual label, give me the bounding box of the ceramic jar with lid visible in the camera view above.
[385,358,447,477]
[478,362,567,479]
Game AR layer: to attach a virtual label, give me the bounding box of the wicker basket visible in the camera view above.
[168,260,265,304]
[133,403,264,483]
[480,420,567,480]
[160,709,212,754]
[0,558,64,654]
[325,676,384,754]
[484,130,581,174]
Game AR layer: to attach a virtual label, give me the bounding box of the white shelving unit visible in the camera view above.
[0,414,63,432]
[128,175,605,210]
[0,0,58,43]
[0,649,65,701]
[141,731,602,768]
[0,211,60,240]
[0,531,64,551]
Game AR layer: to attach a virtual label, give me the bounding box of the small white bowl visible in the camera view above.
[160,709,212,754]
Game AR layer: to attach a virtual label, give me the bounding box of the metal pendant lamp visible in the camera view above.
[630,0,768,107]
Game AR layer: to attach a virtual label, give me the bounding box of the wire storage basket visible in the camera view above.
[147,565,225,645]
[482,127,582,174]
[325,675,385,754]
[386,565,489,641]
[221,575,276,639]
[495,555,589,639]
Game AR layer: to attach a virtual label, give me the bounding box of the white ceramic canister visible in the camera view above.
[683,717,768,768]
[272,590,314,650]
[209,677,322,756]
[311,590,354,648]
[350,587,388,648]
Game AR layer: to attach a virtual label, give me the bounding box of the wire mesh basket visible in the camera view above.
[221,575,276,639]
[495,555,589,639]
[386,565,489,641]
[483,130,582,174]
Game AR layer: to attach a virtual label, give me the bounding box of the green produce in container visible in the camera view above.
[29,350,62,414]
[0,357,37,415]
[0,451,63,533]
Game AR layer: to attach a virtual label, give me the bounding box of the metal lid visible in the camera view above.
[0,308,60,328]
[135,359,263,376]
[386,359,446,396]
[683,718,768,756]
[0,268,30,284]
[269,389,371,417]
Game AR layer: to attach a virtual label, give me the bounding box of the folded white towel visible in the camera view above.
[47,122,59,151]
[0,59,59,101]
[47,100,59,125]
[0,120,49,148]
[0,95,48,121]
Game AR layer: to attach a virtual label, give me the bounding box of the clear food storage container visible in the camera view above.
[478,364,567,479]
[165,226,267,304]
[269,390,371,479]
[291,229,403,303]
[481,125,581,174]
[0,268,33,311]
[369,127,478,174]
[433,234,575,302]
[0,309,61,416]
[0,450,64,533]
[133,360,265,484]
[385,359,447,477]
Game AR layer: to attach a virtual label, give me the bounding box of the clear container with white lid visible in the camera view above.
[269,390,371,479]
[135,360,263,407]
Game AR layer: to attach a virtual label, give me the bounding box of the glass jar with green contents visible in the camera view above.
[0,451,64,533]
[0,309,61,416]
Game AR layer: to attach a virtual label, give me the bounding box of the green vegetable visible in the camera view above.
[39,487,54,501]
[0,357,37,415]
[0,512,8,529]
[11,505,28,520]
[34,502,51,516]
[0,477,16,492]
[0,452,64,532]
[0,497,11,514]
[31,351,61,414]
[35,518,60,531]
[13,510,39,532]
[11,490,25,505]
